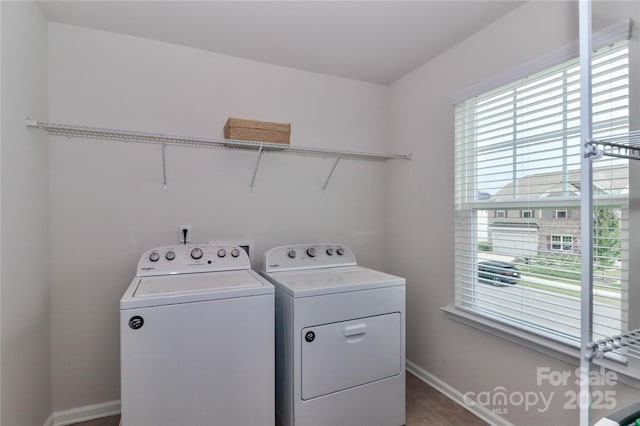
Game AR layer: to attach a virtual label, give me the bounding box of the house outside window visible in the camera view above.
[454,39,629,347]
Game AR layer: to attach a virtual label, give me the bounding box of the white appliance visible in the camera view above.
[260,243,406,426]
[594,402,640,425]
[120,243,274,426]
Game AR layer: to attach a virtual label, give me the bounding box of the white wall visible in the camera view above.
[0,2,50,425]
[14,1,640,422]
[388,1,640,425]
[47,23,391,411]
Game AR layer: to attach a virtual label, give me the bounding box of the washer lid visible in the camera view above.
[261,266,404,298]
[121,270,273,309]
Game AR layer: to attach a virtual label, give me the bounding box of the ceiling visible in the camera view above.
[39,1,525,85]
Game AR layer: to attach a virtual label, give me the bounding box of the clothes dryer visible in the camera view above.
[260,243,405,426]
[120,243,274,426]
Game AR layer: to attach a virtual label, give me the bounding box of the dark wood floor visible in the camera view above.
[71,415,120,426]
[71,372,486,426]
[405,372,487,425]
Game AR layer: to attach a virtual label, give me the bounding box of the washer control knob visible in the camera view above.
[149,252,160,262]
[217,249,227,258]
[337,247,345,256]
[190,247,204,260]
[288,250,297,259]
[326,248,335,256]
[307,247,317,257]
[165,251,176,261]
[231,248,240,258]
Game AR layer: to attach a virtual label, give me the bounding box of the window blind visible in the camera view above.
[450,19,632,105]
[454,40,629,346]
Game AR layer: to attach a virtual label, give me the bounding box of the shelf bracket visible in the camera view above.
[584,140,604,160]
[322,154,342,190]
[161,135,167,190]
[250,143,264,191]
[25,116,39,128]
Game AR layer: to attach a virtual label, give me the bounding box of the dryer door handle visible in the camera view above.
[344,323,367,337]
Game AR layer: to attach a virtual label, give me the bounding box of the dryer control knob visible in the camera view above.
[165,251,176,261]
[217,249,227,258]
[149,252,160,262]
[326,248,335,256]
[190,247,204,260]
[231,248,240,258]
[288,250,297,259]
[307,247,317,257]
[337,247,345,256]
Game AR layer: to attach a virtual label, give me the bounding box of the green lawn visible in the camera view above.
[510,255,622,306]
[513,255,621,287]
[518,279,620,306]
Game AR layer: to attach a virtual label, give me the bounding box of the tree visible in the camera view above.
[593,207,621,267]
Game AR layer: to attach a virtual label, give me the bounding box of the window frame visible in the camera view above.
[551,234,573,251]
[453,39,630,354]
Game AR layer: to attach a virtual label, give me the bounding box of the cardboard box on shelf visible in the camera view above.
[224,118,291,144]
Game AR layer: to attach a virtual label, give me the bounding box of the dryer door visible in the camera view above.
[301,312,401,400]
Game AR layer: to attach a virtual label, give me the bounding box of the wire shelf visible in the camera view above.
[27,119,412,162]
[588,328,640,359]
[582,129,640,419]
[26,118,411,190]
[587,130,640,160]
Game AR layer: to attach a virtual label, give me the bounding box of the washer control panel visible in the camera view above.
[137,243,250,277]
[262,243,356,273]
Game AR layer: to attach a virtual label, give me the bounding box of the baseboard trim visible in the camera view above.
[50,400,120,426]
[406,360,514,426]
[47,364,509,426]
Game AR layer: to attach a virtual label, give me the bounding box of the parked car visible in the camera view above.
[478,261,520,286]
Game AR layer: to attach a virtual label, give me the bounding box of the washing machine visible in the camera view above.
[260,243,406,426]
[120,243,274,426]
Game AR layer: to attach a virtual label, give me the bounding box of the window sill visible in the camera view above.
[441,306,640,389]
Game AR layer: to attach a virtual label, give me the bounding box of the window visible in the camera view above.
[551,235,573,251]
[454,40,629,346]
